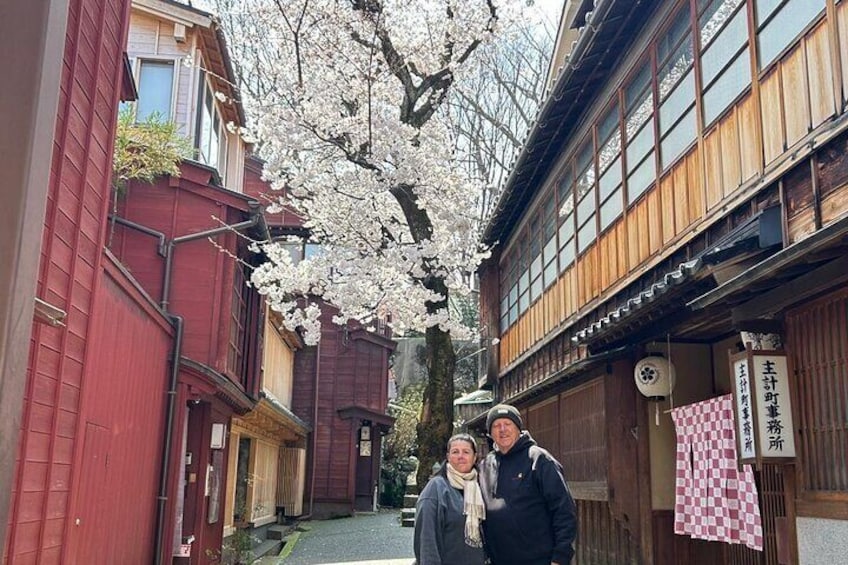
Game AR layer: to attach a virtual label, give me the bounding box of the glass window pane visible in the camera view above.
[577,192,595,226]
[530,276,543,302]
[557,176,571,207]
[660,70,696,134]
[626,117,655,171]
[543,237,557,264]
[544,260,558,289]
[137,60,174,121]
[659,38,694,103]
[758,0,825,69]
[577,221,597,253]
[661,107,697,169]
[626,90,654,140]
[599,157,622,200]
[700,0,744,48]
[519,290,529,314]
[599,103,620,142]
[558,218,575,245]
[658,5,692,64]
[701,7,748,88]
[703,48,751,125]
[281,242,303,265]
[598,130,622,173]
[559,240,575,271]
[627,151,656,204]
[755,0,783,25]
[509,302,518,323]
[519,269,529,293]
[626,63,652,111]
[530,255,542,279]
[600,189,623,230]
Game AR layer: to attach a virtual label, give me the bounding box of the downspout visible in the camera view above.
[309,337,321,517]
[154,314,183,565]
[161,201,265,310]
[108,214,167,256]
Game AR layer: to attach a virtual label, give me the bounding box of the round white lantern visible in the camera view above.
[634,355,676,400]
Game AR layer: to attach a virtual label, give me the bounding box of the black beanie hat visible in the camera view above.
[486,404,523,434]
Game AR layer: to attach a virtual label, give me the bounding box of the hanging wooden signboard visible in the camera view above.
[729,349,796,467]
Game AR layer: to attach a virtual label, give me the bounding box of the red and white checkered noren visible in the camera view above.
[670,394,763,551]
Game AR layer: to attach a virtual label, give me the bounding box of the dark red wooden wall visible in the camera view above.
[292,307,392,508]
[112,169,251,373]
[66,260,172,563]
[1,0,172,563]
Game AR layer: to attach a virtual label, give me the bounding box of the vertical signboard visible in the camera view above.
[729,349,796,466]
[730,352,756,463]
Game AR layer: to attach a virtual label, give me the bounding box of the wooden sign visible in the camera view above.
[730,349,796,466]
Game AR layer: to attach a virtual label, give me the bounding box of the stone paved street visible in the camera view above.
[281,510,414,565]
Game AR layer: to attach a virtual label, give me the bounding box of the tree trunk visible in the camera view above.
[415,320,456,488]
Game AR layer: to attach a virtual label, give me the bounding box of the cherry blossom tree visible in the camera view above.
[211,0,543,484]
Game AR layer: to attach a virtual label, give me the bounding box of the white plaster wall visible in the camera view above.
[646,342,713,509]
[797,517,848,565]
[711,334,740,395]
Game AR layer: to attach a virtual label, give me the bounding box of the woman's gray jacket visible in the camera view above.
[413,466,486,565]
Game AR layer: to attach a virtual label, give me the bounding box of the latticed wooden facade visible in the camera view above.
[477,1,848,563]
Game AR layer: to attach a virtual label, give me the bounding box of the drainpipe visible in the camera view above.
[161,201,265,310]
[309,337,321,516]
[108,214,167,256]
[154,314,183,565]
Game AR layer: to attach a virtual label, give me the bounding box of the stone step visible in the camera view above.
[254,538,283,559]
[403,494,418,508]
[401,517,416,528]
[401,508,415,519]
[266,524,289,540]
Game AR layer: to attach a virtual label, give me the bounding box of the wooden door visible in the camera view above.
[73,422,111,564]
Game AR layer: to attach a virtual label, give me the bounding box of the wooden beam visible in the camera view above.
[732,254,848,319]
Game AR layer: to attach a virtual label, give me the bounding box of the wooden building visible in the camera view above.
[475,1,848,563]
[115,1,296,561]
[244,156,397,519]
[2,0,177,563]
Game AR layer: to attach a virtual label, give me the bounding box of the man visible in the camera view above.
[478,404,577,565]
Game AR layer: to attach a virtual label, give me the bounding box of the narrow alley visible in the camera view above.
[278,510,413,565]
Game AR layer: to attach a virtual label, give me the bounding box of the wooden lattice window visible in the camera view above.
[228,264,248,376]
[785,288,848,509]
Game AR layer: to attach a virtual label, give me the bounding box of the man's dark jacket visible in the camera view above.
[479,432,577,565]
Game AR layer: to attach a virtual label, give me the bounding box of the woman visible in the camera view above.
[413,433,486,565]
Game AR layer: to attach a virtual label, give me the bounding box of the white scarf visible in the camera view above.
[445,463,485,548]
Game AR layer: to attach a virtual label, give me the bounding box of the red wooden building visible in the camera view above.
[2,0,178,563]
[110,162,269,562]
[244,157,397,519]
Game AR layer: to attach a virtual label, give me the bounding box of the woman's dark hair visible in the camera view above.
[446,433,477,454]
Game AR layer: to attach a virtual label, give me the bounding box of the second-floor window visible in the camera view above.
[658,4,696,169]
[755,0,826,71]
[699,0,750,127]
[195,71,227,175]
[597,102,623,231]
[625,62,656,204]
[136,59,174,122]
